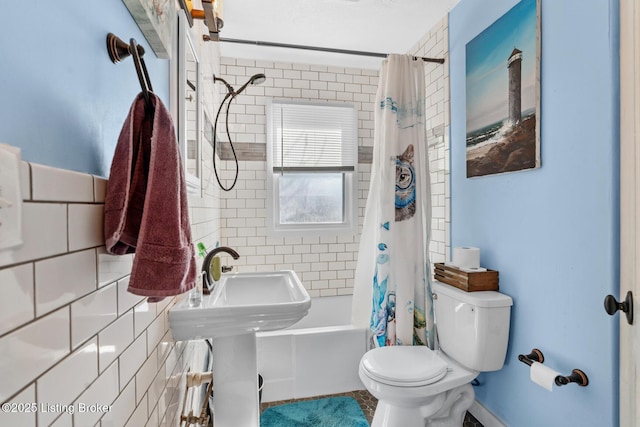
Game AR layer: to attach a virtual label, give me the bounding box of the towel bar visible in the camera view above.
[106,33,154,111]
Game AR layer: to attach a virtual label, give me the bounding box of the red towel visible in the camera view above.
[104,93,196,302]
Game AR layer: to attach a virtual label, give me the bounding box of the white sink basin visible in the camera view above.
[169,270,311,427]
[169,270,311,341]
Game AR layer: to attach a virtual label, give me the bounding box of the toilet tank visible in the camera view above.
[432,281,513,372]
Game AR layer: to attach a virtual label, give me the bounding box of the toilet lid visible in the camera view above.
[361,346,448,386]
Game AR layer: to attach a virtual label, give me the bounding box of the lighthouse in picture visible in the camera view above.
[507,47,523,127]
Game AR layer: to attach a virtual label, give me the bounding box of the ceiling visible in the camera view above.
[211,0,461,69]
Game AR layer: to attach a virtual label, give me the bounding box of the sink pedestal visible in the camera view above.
[211,332,260,427]
[168,271,311,426]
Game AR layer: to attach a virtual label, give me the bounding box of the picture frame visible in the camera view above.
[122,0,175,59]
[465,0,541,177]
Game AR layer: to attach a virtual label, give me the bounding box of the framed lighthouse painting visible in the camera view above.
[465,0,540,177]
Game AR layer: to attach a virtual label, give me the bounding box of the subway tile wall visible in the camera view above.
[0,162,218,427]
[215,34,451,296]
[410,15,451,264]
[215,58,378,297]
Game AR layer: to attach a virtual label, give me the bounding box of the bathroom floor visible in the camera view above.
[261,390,484,426]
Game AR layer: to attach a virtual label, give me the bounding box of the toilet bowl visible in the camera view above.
[358,281,513,427]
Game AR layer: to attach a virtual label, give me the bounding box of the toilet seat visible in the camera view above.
[360,346,448,387]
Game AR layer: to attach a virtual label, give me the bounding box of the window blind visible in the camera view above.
[270,101,357,172]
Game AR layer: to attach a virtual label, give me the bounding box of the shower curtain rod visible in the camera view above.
[218,38,446,64]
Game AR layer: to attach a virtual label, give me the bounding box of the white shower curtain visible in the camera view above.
[352,54,435,349]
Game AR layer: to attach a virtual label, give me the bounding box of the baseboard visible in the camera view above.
[469,400,507,427]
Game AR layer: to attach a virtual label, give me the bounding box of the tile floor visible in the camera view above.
[261,389,484,426]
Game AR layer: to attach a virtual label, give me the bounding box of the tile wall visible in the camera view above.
[214,29,451,297]
[0,162,219,427]
[410,15,451,264]
[215,58,378,297]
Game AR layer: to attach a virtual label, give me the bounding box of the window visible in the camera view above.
[267,100,358,236]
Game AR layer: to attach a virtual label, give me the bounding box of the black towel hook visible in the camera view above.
[106,33,154,111]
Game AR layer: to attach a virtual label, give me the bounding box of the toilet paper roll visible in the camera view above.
[452,247,480,269]
[530,362,559,391]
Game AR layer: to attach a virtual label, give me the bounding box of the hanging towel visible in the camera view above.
[104,92,197,302]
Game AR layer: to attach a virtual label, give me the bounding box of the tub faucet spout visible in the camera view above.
[201,247,240,292]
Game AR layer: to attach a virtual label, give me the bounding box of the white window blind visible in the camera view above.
[270,101,357,172]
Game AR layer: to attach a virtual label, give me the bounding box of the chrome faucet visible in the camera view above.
[201,246,240,291]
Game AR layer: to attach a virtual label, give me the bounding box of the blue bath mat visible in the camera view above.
[260,396,369,427]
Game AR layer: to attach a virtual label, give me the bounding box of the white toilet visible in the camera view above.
[358,281,513,427]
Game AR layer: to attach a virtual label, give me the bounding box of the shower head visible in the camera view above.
[235,73,267,95]
[249,73,267,85]
[213,73,266,96]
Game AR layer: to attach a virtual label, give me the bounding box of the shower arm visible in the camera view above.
[213,75,235,95]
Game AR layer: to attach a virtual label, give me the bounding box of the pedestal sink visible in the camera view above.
[169,270,311,427]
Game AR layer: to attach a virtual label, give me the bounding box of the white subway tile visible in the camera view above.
[301,89,320,99]
[68,204,104,251]
[0,264,34,336]
[31,163,93,202]
[99,310,134,373]
[0,307,70,402]
[73,362,119,426]
[308,80,327,91]
[302,253,319,264]
[154,296,173,316]
[37,338,98,426]
[283,88,301,98]
[71,283,117,348]
[0,384,36,427]
[50,413,71,425]
[98,248,133,288]
[134,300,156,338]
[125,397,148,427]
[100,379,136,427]
[226,65,246,76]
[156,324,174,361]
[93,176,107,203]
[147,401,160,427]
[146,314,166,355]
[118,277,144,316]
[35,249,97,317]
[164,347,178,381]
[119,334,147,387]
[0,202,67,268]
[136,354,158,404]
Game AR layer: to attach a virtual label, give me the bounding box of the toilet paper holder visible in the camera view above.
[518,349,589,387]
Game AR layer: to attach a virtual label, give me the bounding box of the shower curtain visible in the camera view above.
[352,54,435,349]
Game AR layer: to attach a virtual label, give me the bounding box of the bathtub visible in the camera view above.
[256,295,368,403]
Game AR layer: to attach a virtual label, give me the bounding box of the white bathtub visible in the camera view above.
[256,295,368,403]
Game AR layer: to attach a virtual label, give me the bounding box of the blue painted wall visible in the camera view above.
[0,2,170,177]
[449,0,619,426]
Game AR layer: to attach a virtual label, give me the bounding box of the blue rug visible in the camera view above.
[260,396,369,427]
